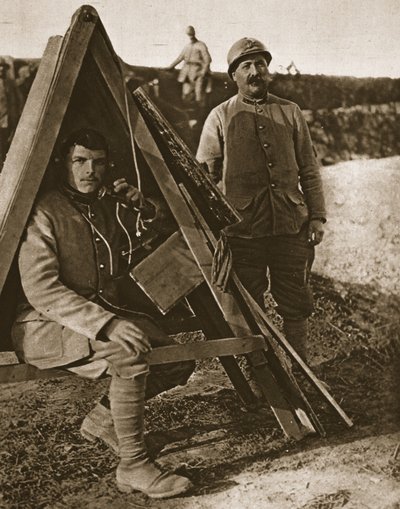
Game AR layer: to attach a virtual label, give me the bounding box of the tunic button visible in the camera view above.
[99,264,105,269]
[258,125,265,130]
[90,213,95,218]
[268,162,273,168]
[98,289,103,294]
[95,237,101,242]
[263,143,270,148]
[271,183,277,188]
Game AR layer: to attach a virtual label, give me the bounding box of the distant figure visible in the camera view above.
[167,26,212,108]
[0,58,19,169]
[15,63,37,112]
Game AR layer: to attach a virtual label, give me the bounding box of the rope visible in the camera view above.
[117,57,145,238]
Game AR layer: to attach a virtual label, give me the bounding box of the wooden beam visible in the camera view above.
[88,29,128,124]
[127,98,312,440]
[130,230,204,314]
[0,336,265,384]
[0,6,99,296]
[0,364,71,384]
[149,336,265,364]
[238,284,353,429]
[179,184,324,435]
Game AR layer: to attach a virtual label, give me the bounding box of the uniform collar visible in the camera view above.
[239,92,269,105]
[61,183,98,206]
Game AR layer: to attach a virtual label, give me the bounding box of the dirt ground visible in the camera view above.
[1,157,400,509]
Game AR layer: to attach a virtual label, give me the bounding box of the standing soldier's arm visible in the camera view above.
[197,110,224,184]
[293,106,326,221]
[167,48,186,70]
[199,42,212,77]
[293,105,326,244]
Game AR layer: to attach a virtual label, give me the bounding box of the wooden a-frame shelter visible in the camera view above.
[0,5,352,440]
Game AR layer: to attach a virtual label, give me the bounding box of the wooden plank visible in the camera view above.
[179,184,323,435]
[0,6,99,295]
[0,337,265,383]
[133,88,241,231]
[149,336,265,364]
[0,364,71,384]
[130,230,204,313]
[181,184,350,431]
[187,284,260,408]
[127,100,310,440]
[237,284,354,428]
[88,29,128,123]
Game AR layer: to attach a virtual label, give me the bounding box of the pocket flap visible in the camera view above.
[15,309,52,323]
[230,196,254,211]
[287,191,305,206]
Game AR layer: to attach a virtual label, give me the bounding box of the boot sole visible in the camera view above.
[116,480,192,499]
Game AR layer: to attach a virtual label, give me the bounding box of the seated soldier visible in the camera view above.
[11,128,195,499]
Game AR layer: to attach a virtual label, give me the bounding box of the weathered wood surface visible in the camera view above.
[127,95,315,439]
[179,185,320,436]
[130,230,203,313]
[0,7,99,296]
[180,184,352,430]
[0,336,265,383]
[134,88,241,233]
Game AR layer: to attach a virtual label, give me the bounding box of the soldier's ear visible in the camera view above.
[102,160,116,186]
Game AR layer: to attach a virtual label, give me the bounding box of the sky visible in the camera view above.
[0,0,399,77]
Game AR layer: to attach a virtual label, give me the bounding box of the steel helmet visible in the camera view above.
[186,25,196,36]
[227,38,272,78]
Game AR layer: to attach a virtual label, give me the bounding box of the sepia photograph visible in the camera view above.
[0,1,399,507]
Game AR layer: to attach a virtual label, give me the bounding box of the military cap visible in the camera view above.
[0,57,10,70]
[227,38,272,78]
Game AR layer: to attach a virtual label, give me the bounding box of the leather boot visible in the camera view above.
[80,361,196,448]
[111,373,192,499]
[80,396,119,453]
[80,360,195,451]
[283,318,308,361]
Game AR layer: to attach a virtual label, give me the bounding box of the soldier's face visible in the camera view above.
[232,54,269,99]
[65,145,107,194]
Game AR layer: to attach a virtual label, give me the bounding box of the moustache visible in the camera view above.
[248,75,265,84]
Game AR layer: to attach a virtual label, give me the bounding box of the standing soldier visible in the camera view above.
[197,38,326,361]
[167,26,212,108]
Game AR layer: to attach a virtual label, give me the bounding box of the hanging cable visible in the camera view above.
[118,56,145,238]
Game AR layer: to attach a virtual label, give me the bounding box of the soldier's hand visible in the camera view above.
[112,178,145,208]
[308,219,325,246]
[103,317,151,354]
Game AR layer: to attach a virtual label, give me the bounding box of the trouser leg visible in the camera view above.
[229,231,314,361]
[283,317,309,360]
[110,371,192,498]
[228,236,269,309]
[268,227,315,361]
[194,76,206,107]
[80,316,195,451]
[109,372,147,465]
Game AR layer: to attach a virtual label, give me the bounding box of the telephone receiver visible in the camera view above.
[97,164,129,203]
[97,184,124,202]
